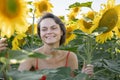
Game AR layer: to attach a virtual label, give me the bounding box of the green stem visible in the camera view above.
[31,10,35,48]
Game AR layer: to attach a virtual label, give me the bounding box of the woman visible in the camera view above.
[0,13,93,78]
[18,13,93,76]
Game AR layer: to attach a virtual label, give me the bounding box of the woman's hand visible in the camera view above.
[81,64,94,76]
[0,38,8,52]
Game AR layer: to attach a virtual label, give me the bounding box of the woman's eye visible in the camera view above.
[41,28,47,31]
[52,26,57,29]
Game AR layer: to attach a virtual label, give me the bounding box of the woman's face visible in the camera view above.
[39,18,63,45]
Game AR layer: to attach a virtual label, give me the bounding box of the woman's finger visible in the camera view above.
[0,38,7,43]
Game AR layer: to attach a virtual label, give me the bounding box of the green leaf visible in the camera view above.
[69,2,92,8]
[7,70,42,80]
[103,59,120,74]
[74,72,88,80]
[55,45,78,53]
[46,67,72,80]
[0,49,48,60]
[28,52,48,59]
[0,50,8,57]
[8,50,29,60]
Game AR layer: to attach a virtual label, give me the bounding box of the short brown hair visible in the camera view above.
[37,13,66,45]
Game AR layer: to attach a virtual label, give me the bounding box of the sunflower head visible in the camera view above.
[12,33,26,50]
[0,0,28,38]
[90,4,120,43]
[65,24,77,45]
[78,19,92,33]
[34,0,53,17]
[88,0,120,43]
[67,13,76,20]
[0,0,20,19]
[67,7,80,20]
[26,24,37,34]
[73,7,80,13]
[99,8,118,32]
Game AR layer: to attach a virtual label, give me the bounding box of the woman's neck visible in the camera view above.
[41,43,60,57]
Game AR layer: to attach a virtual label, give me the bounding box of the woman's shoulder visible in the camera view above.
[33,47,43,52]
[60,50,77,58]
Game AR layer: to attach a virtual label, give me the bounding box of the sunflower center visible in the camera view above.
[0,0,20,18]
[99,8,118,32]
[73,7,80,13]
[66,28,73,38]
[83,20,92,29]
[38,1,48,13]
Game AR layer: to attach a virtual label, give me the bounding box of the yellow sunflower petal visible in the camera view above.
[12,33,26,50]
[1,25,15,38]
[65,24,77,45]
[107,0,115,8]
[113,27,120,38]
[84,11,95,20]
[96,31,113,43]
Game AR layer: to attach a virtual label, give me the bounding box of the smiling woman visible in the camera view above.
[17,12,93,79]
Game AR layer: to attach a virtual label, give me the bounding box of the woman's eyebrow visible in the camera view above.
[41,26,47,28]
[51,24,58,27]
[41,24,58,28]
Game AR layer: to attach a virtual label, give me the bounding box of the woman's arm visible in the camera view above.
[67,52,78,70]
[18,58,33,71]
[67,52,78,77]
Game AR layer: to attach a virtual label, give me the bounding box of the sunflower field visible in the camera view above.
[0,0,120,80]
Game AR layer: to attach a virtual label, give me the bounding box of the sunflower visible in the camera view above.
[84,11,95,20]
[34,0,53,17]
[89,0,120,43]
[12,33,26,50]
[77,19,92,33]
[65,24,77,45]
[113,27,120,38]
[26,24,37,35]
[67,7,80,20]
[0,0,28,38]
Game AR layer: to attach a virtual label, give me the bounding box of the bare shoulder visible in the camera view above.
[18,58,35,71]
[33,47,43,53]
[33,48,41,52]
[69,51,78,60]
[62,51,78,69]
[63,50,77,57]
[61,50,77,59]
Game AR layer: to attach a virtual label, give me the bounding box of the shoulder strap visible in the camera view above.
[65,51,70,67]
[35,58,39,70]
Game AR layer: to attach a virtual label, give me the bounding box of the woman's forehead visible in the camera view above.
[40,18,57,26]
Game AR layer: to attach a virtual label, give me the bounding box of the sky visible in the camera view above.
[50,0,120,16]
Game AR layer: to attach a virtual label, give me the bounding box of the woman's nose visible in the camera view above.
[46,29,52,33]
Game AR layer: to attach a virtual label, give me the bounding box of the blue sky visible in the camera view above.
[50,0,120,16]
